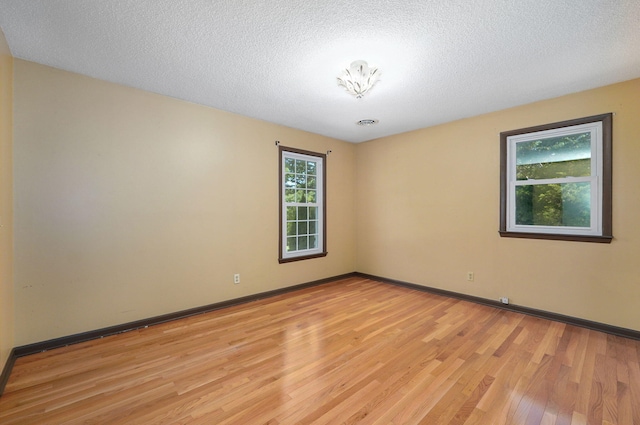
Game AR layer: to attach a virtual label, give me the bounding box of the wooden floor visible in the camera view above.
[1,277,639,424]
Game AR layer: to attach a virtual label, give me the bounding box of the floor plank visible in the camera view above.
[1,277,638,424]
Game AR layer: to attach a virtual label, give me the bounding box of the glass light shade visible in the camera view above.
[337,60,380,98]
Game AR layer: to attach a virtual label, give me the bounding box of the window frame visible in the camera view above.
[499,113,613,243]
[279,146,327,263]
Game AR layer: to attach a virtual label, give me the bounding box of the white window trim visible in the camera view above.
[279,147,327,263]
[506,122,603,236]
[499,113,613,243]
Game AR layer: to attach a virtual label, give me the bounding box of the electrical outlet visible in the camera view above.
[500,297,509,305]
[233,274,240,284]
[466,272,474,281]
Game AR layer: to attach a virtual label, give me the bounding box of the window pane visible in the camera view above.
[296,175,306,189]
[307,161,316,175]
[297,222,308,235]
[307,190,316,203]
[286,206,296,220]
[286,237,297,252]
[296,190,307,203]
[287,222,297,236]
[298,236,308,250]
[309,207,317,220]
[298,207,308,220]
[307,176,316,189]
[284,189,295,202]
[285,173,296,188]
[284,158,295,173]
[309,220,316,234]
[516,132,591,180]
[515,182,591,227]
[295,159,306,174]
[309,235,317,249]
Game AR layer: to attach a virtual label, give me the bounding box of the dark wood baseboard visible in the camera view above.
[0,348,16,396]
[3,270,638,396]
[355,272,640,341]
[13,272,357,359]
[0,273,357,396]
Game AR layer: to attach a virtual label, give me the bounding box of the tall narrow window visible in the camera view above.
[500,114,612,243]
[279,146,327,262]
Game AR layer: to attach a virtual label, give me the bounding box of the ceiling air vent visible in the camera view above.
[356,119,379,126]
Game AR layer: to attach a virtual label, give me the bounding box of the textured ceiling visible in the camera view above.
[1,1,639,143]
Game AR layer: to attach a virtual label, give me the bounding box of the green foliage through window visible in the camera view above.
[281,150,323,258]
[515,183,591,227]
[499,113,613,242]
[512,131,592,229]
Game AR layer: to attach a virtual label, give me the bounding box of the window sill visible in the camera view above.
[499,231,613,243]
[279,252,328,264]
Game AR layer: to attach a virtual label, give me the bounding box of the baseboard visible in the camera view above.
[4,270,638,396]
[0,348,17,396]
[13,272,357,359]
[355,272,640,341]
[0,272,357,396]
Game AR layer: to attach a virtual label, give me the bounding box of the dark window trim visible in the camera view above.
[278,145,328,263]
[499,113,613,243]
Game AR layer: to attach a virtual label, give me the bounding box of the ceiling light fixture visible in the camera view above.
[337,60,380,99]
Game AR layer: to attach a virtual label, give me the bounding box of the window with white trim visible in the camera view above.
[279,146,327,262]
[499,114,612,243]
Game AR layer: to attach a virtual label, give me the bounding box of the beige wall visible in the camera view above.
[9,58,640,348]
[0,29,14,368]
[356,78,640,331]
[13,60,356,346]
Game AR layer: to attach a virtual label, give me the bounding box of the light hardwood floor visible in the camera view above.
[1,277,639,424]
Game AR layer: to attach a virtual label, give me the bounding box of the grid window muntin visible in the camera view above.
[280,147,326,262]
